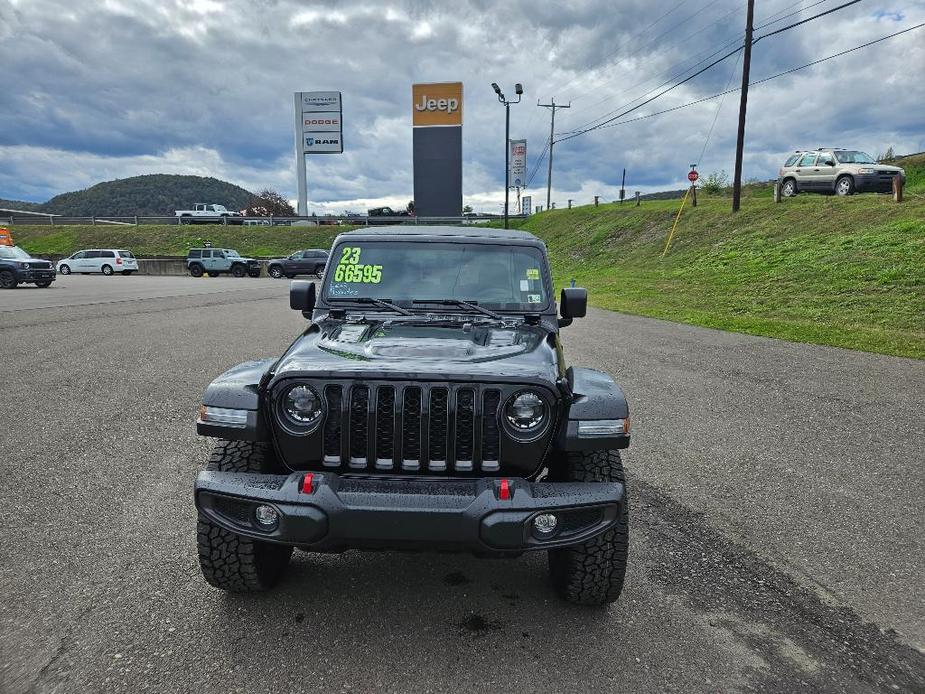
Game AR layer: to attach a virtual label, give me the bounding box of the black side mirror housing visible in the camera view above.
[558,287,587,327]
[290,280,316,316]
[825,160,835,166]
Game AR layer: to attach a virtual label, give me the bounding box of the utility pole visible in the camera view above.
[538,98,570,213]
[732,0,755,213]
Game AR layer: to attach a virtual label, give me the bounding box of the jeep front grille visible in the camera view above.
[320,382,504,473]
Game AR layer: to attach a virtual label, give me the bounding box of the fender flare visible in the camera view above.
[197,358,275,441]
[557,367,630,451]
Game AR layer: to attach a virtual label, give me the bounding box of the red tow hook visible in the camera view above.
[498,478,511,501]
[301,473,314,494]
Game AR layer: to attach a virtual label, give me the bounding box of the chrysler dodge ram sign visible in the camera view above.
[294,90,344,215]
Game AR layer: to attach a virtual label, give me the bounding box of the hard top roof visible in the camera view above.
[338,225,539,241]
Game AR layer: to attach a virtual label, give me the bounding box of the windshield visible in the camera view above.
[0,246,31,260]
[834,151,876,164]
[324,241,549,310]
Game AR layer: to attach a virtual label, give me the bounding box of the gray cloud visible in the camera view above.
[0,0,922,212]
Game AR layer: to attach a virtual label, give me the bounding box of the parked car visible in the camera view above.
[0,245,56,289]
[266,249,328,279]
[57,249,138,276]
[193,226,630,605]
[175,204,244,224]
[778,148,905,197]
[186,248,260,278]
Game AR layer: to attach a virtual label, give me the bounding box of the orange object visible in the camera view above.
[0,227,12,247]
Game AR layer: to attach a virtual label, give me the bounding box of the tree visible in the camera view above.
[406,200,416,215]
[462,205,473,214]
[246,189,295,216]
[701,170,730,195]
[877,146,895,162]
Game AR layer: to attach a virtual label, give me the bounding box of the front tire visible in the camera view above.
[59,264,71,275]
[101,264,114,276]
[547,449,629,605]
[268,265,284,279]
[0,270,18,289]
[197,440,293,592]
[231,264,246,278]
[835,175,855,196]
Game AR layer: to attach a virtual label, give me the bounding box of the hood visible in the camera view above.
[872,165,904,173]
[274,317,562,383]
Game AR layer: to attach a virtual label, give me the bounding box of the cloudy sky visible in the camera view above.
[1,0,923,213]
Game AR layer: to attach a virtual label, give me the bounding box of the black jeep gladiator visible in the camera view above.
[194,226,630,604]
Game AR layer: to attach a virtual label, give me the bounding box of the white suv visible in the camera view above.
[57,249,139,276]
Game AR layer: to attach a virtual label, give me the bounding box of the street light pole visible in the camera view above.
[492,82,523,229]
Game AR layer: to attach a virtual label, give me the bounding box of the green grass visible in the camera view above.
[519,190,925,359]
[9,224,347,258]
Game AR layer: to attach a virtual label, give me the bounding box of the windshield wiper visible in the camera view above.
[412,299,503,320]
[328,297,412,315]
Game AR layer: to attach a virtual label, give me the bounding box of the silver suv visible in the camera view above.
[778,148,905,197]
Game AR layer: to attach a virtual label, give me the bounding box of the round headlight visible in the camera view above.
[281,385,323,429]
[504,391,547,434]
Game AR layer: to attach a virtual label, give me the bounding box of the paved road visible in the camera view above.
[1,277,923,694]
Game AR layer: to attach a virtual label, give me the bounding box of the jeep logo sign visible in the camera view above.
[412,82,463,127]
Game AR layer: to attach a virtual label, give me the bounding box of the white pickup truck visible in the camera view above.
[175,203,244,224]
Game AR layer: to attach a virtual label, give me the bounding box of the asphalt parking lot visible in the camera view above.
[2,276,923,693]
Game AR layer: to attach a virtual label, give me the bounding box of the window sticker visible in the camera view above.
[519,279,530,291]
[527,293,542,303]
[526,268,540,280]
[333,246,383,283]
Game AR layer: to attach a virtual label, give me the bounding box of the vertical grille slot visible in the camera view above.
[401,386,422,470]
[454,389,475,471]
[375,386,395,469]
[481,389,501,471]
[323,385,343,466]
[428,388,449,471]
[349,386,369,468]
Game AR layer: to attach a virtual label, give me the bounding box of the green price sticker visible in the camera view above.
[526,268,540,280]
[334,246,383,283]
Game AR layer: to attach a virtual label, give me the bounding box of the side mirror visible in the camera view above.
[290,280,316,315]
[559,287,587,327]
[825,160,835,166]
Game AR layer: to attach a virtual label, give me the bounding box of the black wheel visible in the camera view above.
[101,264,114,276]
[780,178,797,197]
[835,175,855,196]
[189,263,204,278]
[35,281,53,288]
[197,440,293,592]
[0,270,18,289]
[59,264,71,275]
[207,271,220,278]
[231,264,246,278]
[547,450,629,605]
[268,265,284,279]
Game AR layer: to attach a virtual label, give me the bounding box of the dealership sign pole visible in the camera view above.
[294,91,343,217]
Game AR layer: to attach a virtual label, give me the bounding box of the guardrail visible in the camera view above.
[0,214,526,227]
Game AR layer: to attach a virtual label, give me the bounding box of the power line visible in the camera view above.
[525,138,551,189]
[577,23,924,134]
[753,0,861,42]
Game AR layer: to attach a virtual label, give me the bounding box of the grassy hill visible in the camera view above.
[10,159,924,359]
[4,174,255,216]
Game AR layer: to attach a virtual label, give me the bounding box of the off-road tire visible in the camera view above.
[189,263,204,278]
[231,264,246,278]
[0,270,18,289]
[268,265,284,279]
[197,440,293,591]
[59,264,71,275]
[548,449,629,606]
[101,264,114,276]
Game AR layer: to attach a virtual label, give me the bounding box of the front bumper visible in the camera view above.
[195,471,624,554]
[18,269,56,282]
[854,173,904,193]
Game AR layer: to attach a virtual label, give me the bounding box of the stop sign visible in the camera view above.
[688,170,699,182]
